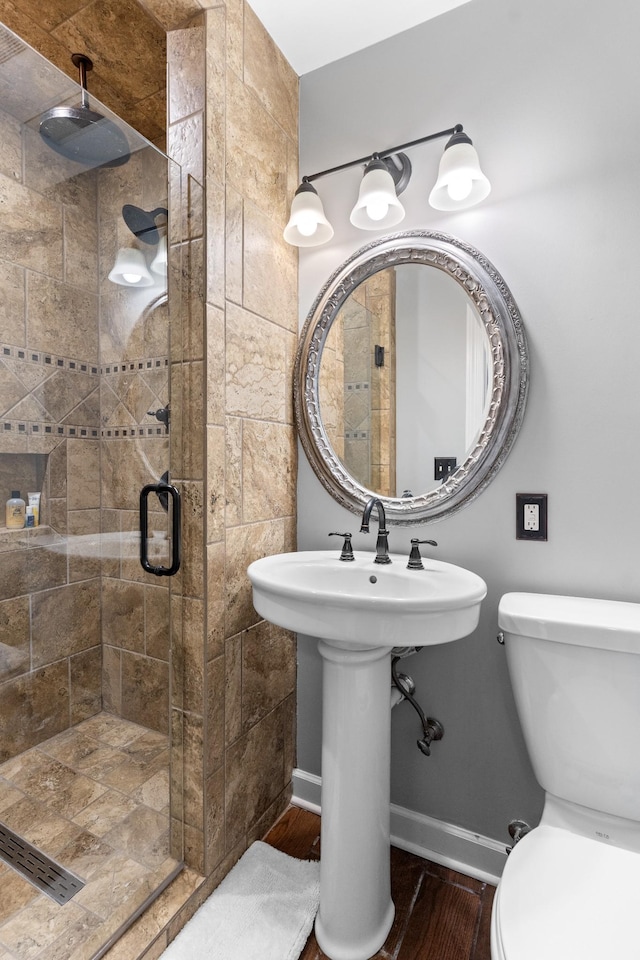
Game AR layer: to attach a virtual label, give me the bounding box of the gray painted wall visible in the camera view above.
[395,267,469,492]
[296,0,640,847]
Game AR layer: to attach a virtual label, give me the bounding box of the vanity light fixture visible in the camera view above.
[284,124,491,247]
[109,203,169,285]
[283,181,334,246]
[150,233,168,276]
[108,247,154,286]
[349,155,409,230]
[428,128,491,210]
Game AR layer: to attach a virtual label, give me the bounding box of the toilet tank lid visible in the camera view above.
[498,592,640,653]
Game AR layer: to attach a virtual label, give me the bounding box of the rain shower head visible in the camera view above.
[122,204,168,245]
[39,54,130,168]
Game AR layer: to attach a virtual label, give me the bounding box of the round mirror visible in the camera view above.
[294,231,528,525]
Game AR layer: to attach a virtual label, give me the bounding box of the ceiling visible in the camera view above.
[247,0,472,75]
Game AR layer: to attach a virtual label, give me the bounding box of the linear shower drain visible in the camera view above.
[0,820,85,904]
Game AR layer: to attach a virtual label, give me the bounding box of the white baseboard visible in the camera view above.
[292,767,506,885]
[292,768,322,815]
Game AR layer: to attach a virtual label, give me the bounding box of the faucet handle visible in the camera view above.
[328,532,355,561]
[407,538,438,570]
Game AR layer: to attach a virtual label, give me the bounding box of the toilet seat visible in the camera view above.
[493,825,640,960]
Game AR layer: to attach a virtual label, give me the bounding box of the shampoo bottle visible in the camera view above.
[6,491,25,529]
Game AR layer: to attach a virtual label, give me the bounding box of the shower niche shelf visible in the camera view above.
[0,525,55,546]
[0,452,47,533]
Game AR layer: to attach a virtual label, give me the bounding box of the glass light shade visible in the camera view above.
[284,182,334,247]
[429,141,491,211]
[350,162,405,230]
[108,248,154,286]
[150,234,168,276]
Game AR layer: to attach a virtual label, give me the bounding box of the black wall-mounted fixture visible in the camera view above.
[109,206,169,286]
[147,405,170,432]
[122,205,169,245]
[434,457,457,482]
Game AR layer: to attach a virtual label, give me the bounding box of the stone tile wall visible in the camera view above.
[1,0,300,909]
[319,316,346,459]
[342,285,373,488]
[0,69,177,760]
[0,97,104,761]
[320,271,397,496]
[166,1,299,878]
[95,145,175,736]
[0,0,168,146]
[366,270,396,496]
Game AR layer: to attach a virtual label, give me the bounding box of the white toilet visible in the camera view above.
[492,592,640,960]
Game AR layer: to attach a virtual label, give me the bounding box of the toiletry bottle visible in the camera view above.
[25,506,35,528]
[6,491,25,529]
[27,492,40,526]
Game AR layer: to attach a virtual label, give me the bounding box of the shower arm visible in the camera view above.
[71,53,93,110]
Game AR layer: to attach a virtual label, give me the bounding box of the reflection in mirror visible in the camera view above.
[318,265,492,498]
[295,231,528,525]
[318,267,396,495]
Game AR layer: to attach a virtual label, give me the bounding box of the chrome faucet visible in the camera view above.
[360,497,391,564]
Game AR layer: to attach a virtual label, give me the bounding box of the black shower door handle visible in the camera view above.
[140,482,181,576]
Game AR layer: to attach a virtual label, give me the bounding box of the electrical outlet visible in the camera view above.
[516,494,548,541]
[524,503,539,531]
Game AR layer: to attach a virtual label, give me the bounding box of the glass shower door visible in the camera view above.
[0,25,184,959]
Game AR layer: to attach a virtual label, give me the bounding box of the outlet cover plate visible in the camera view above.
[434,457,457,481]
[516,493,548,541]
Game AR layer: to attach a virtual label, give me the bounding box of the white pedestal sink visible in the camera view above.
[248,550,487,960]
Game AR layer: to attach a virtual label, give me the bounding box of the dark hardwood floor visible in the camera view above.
[264,805,495,960]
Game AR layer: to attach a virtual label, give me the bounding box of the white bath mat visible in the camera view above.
[160,841,320,960]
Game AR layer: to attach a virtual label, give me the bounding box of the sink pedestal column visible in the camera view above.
[315,640,395,960]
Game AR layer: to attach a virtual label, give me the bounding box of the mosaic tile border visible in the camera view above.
[1,344,99,376]
[101,426,167,438]
[1,420,99,438]
[102,358,169,376]
[346,382,370,392]
[0,420,167,441]
[0,344,169,377]
[0,421,169,440]
[1,346,170,439]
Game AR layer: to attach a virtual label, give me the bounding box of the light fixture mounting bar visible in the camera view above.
[303,124,462,185]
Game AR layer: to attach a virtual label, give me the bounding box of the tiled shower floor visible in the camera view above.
[0,713,181,960]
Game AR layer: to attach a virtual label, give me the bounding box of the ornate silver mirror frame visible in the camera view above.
[294,230,529,525]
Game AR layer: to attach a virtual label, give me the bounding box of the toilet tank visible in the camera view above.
[499,592,640,823]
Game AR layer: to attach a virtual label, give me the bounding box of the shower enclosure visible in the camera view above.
[0,24,186,959]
